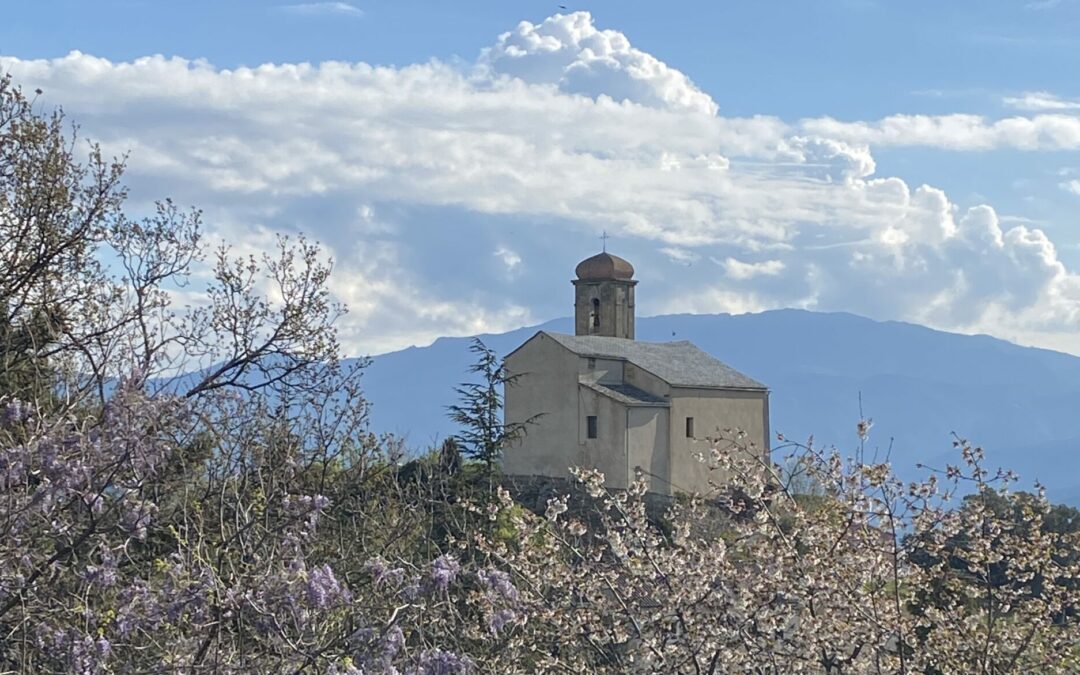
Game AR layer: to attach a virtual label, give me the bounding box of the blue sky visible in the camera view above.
[4,1,1080,354]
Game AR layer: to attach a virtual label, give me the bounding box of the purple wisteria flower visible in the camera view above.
[350,624,404,672]
[114,580,164,638]
[487,608,518,634]
[306,563,351,609]
[400,577,423,602]
[37,627,113,673]
[476,568,519,604]
[365,557,406,586]
[381,625,405,668]
[0,446,27,490]
[429,554,460,592]
[282,493,333,533]
[1,398,30,425]
[82,548,119,588]
[409,649,474,675]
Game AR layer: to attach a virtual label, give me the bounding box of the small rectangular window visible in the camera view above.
[587,357,596,370]
[586,415,598,439]
[685,417,695,438]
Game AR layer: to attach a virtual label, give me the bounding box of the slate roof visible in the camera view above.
[544,332,766,390]
[582,381,670,407]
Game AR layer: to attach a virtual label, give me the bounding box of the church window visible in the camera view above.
[586,415,598,439]
[685,417,695,438]
[587,357,596,369]
[591,298,600,329]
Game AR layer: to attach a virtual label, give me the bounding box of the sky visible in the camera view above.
[3,0,1080,356]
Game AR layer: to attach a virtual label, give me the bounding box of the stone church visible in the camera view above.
[502,251,770,496]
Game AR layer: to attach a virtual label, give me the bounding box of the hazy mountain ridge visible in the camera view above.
[360,309,1080,504]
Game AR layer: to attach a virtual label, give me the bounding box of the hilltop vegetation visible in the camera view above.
[5,73,1080,673]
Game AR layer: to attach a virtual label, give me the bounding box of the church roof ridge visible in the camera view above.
[540,331,767,391]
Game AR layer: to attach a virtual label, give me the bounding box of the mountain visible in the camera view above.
[360,309,1080,505]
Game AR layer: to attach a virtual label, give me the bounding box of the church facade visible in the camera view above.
[502,251,770,496]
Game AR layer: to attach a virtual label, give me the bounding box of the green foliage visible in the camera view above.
[447,338,539,495]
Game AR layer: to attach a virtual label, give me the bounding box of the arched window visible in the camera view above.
[591,298,601,329]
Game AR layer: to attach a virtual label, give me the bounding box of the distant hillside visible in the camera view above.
[360,310,1080,505]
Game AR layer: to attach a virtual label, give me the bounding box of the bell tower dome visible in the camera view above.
[573,251,637,339]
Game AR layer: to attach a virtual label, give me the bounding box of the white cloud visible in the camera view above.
[4,12,1080,355]
[1062,180,1080,196]
[660,247,697,265]
[780,136,875,183]
[280,2,363,17]
[327,240,533,354]
[801,113,1080,151]
[720,258,785,280]
[494,246,523,273]
[1004,91,1080,112]
[664,288,773,316]
[481,12,718,116]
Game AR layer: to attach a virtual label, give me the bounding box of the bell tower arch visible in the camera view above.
[573,251,637,339]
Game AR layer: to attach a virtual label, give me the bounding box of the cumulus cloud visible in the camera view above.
[481,12,718,116]
[3,12,1080,354]
[1061,179,1080,196]
[779,136,876,183]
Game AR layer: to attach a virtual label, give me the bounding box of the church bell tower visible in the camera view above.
[573,251,637,339]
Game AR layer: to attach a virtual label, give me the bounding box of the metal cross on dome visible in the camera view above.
[600,230,610,252]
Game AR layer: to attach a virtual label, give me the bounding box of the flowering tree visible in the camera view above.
[0,72,376,672]
[449,431,1080,673]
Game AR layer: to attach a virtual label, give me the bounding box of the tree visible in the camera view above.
[0,73,123,405]
[0,73,378,672]
[423,433,1080,673]
[447,338,537,493]
[439,436,462,477]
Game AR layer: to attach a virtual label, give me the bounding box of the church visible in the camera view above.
[502,251,771,496]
